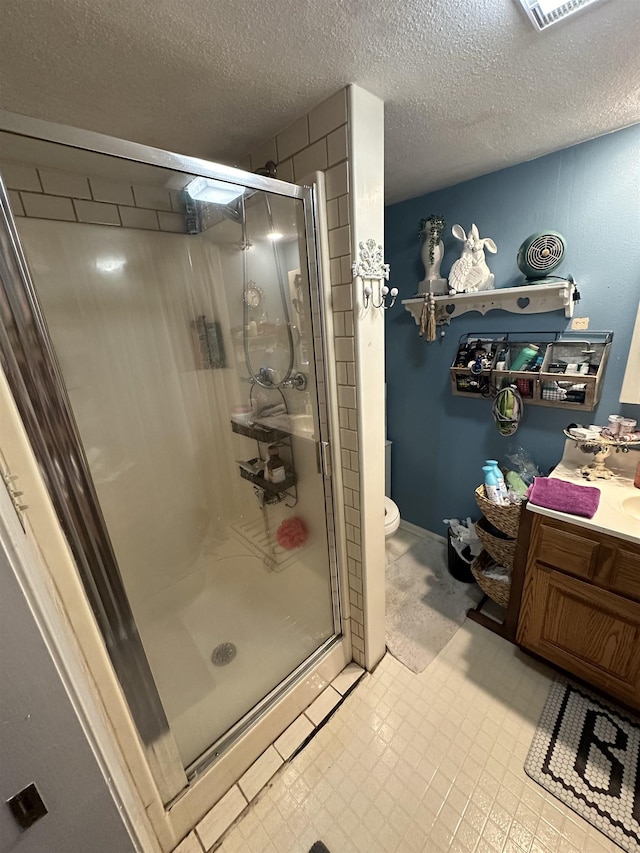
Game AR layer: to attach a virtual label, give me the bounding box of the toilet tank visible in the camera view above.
[385,440,392,498]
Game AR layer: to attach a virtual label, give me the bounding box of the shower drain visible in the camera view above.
[211,642,237,666]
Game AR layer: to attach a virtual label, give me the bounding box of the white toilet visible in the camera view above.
[384,440,401,539]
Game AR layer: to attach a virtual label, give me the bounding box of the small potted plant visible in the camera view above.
[417,215,447,295]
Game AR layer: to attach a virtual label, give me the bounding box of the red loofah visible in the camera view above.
[276,517,308,550]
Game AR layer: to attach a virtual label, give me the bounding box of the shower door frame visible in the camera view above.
[0,110,344,807]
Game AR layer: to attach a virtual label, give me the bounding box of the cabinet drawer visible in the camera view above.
[535,520,599,580]
[518,564,640,709]
[603,546,640,603]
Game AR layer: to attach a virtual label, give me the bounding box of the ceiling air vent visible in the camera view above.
[518,0,606,31]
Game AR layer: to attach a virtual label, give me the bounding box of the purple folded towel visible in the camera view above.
[527,477,600,518]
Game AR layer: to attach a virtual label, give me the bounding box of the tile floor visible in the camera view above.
[212,530,618,853]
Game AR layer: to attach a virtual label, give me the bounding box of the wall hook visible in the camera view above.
[352,238,396,309]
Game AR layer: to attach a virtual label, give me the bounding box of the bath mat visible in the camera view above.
[525,678,640,853]
[385,534,483,673]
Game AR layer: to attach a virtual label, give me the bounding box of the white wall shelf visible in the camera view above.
[402,280,576,326]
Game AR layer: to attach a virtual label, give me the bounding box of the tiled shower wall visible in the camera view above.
[1,162,187,232]
[247,87,366,666]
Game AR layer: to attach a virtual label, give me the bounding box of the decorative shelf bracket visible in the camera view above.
[402,280,576,327]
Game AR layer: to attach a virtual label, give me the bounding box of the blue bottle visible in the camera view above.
[486,460,507,504]
[482,465,501,504]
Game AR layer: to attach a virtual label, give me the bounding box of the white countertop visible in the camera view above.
[527,440,640,545]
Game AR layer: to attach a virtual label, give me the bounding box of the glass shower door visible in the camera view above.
[0,128,340,797]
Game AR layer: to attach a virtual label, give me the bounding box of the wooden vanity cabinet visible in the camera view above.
[516,514,640,710]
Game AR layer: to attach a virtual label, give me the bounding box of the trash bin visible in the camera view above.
[447,528,476,583]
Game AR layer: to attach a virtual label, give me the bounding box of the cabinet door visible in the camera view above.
[517,563,640,710]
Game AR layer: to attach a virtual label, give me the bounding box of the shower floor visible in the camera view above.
[135,534,334,769]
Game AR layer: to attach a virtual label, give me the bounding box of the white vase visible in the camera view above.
[418,236,447,295]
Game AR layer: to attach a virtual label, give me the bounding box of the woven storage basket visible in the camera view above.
[475,518,516,570]
[471,550,511,609]
[474,485,521,538]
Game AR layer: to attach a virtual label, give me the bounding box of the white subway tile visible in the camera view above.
[158,211,186,233]
[249,138,277,173]
[345,506,360,527]
[329,225,350,259]
[21,192,76,221]
[326,198,339,230]
[274,714,314,761]
[276,116,309,162]
[338,193,350,226]
[238,746,283,802]
[1,162,41,191]
[195,786,247,851]
[8,190,24,216]
[329,256,342,286]
[340,429,359,454]
[39,169,91,199]
[293,138,328,181]
[333,311,345,337]
[308,89,348,142]
[327,124,348,166]
[325,161,349,200]
[304,685,341,727]
[171,832,203,853]
[336,362,348,385]
[89,177,134,206]
[338,385,356,409]
[74,199,120,226]
[332,284,352,312]
[340,255,352,284]
[132,185,172,211]
[335,336,354,362]
[118,206,159,230]
[275,158,294,183]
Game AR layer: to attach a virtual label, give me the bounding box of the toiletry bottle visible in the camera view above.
[486,460,507,504]
[634,460,640,489]
[266,444,287,484]
[510,344,539,372]
[482,465,501,504]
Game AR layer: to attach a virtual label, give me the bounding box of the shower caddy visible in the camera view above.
[449,330,613,411]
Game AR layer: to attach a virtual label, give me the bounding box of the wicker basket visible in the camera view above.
[471,550,511,609]
[474,485,521,538]
[475,518,516,570]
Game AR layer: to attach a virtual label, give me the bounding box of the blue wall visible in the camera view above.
[385,124,640,535]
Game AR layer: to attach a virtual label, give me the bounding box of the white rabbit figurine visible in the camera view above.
[448,224,497,294]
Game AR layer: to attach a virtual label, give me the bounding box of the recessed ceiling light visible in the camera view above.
[518,0,606,31]
[267,232,283,241]
[184,177,244,205]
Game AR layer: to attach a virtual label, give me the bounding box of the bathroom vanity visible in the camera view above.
[516,443,640,711]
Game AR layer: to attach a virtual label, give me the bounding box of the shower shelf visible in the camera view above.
[230,420,288,444]
[238,466,297,494]
[231,416,298,506]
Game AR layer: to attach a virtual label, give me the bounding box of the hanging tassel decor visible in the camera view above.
[426,293,437,341]
[419,294,429,338]
[419,294,437,341]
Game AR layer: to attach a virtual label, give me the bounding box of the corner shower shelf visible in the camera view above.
[402,280,576,326]
[231,419,287,444]
[238,466,297,494]
[231,418,298,506]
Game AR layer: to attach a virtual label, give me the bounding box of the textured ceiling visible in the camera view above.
[1,0,639,204]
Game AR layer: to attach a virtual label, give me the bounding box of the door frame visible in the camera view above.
[0,110,346,815]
